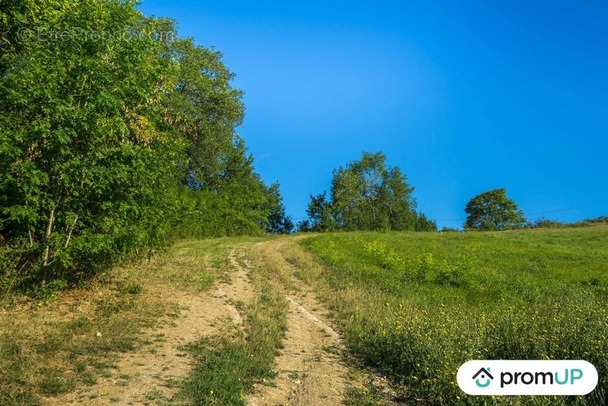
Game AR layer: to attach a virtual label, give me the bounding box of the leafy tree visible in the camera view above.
[0,0,285,289]
[533,218,563,229]
[160,36,276,238]
[379,166,418,231]
[296,219,312,233]
[0,0,180,283]
[306,192,336,232]
[415,213,437,231]
[330,152,417,231]
[160,37,244,190]
[172,137,274,238]
[463,188,526,231]
[265,183,294,234]
[304,152,435,232]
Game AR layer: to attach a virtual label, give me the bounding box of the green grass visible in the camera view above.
[296,225,608,405]
[178,286,287,405]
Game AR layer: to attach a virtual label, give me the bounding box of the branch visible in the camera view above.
[42,205,56,267]
[64,214,79,248]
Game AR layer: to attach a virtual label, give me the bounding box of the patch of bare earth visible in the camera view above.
[44,248,255,406]
[247,240,349,406]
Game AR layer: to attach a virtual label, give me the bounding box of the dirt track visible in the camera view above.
[45,239,354,405]
[247,241,349,406]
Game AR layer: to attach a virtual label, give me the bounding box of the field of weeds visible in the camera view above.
[299,225,608,405]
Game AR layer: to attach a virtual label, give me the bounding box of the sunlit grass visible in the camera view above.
[297,225,608,405]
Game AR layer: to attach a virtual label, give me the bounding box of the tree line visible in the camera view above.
[0,0,292,289]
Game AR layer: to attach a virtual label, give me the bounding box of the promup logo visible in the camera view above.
[472,367,494,388]
[457,360,598,396]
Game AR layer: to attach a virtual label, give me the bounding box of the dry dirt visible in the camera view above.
[246,240,351,406]
[246,292,348,406]
[43,240,358,406]
[44,249,254,405]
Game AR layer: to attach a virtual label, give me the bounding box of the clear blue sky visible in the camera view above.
[139,0,608,229]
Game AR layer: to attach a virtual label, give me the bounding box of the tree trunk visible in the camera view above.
[42,205,57,268]
[64,214,78,248]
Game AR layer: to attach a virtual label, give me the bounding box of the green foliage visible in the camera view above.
[0,0,285,289]
[296,219,312,233]
[0,0,182,285]
[533,216,608,229]
[171,138,281,239]
[306,192,336,232]
[265,182,294,234]
[162,38,245,190]
[441,226,460,232]
[414,212,437,231]
[533,218,565,228]
[304,152,436,232]
[464,188,527,231]
[300,227,608,404]
[331,152,416,231]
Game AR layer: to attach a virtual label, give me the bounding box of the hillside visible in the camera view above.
[1,226,607,405]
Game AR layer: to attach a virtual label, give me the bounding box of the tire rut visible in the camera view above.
[247,240,349,406]
[44,249,254,405]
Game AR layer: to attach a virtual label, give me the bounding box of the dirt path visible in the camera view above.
[43,240,356,405]
[247,240,350,406]
[45,249,255,405]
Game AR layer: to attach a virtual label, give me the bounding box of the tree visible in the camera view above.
[0,0,285,288]
[265,182,294,234]
[160,36,278,238]
[463,188,526,231]
[296,219,312,233]
[304,152,435,232]
[0,0,181,282]
[379,166,417,231]
[306,192,335,232]
[161,37,244,190]
[330,152,417,231]
[415,213,437,231]
[172,136,277,238]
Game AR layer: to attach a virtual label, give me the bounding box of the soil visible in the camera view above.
[43,240,357,405]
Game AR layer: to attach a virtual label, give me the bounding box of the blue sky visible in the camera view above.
[139,1,608,229]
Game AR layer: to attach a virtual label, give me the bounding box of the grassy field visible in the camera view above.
[0,237,292,405]
[295,225,608,405]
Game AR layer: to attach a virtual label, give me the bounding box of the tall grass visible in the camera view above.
[298,225,608,405]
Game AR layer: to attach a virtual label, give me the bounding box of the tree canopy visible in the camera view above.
[302,152,436,232]
[0,0,289,288]
[463,188,527,231]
